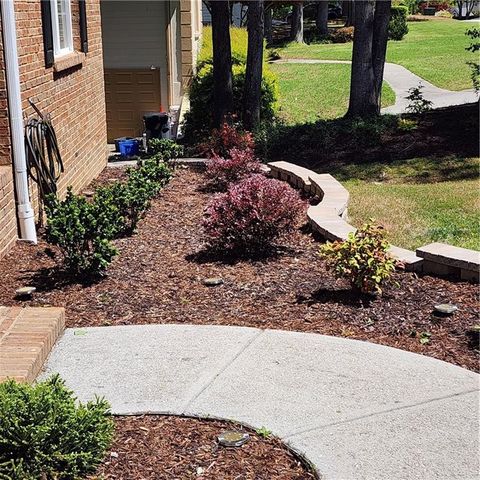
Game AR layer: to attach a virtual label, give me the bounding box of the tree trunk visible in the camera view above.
[316,1,329,35]
[343,0,355,26]
[243,0,265,130]
[372,0,391,109]
[211,0,234,127]
[264,4,273,44]
[290,2,304,42]
[347,0,376,117]
[347,0,391,117]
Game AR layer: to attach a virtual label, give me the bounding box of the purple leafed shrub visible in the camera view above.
[205,147,263,191]
[203,174,305,253]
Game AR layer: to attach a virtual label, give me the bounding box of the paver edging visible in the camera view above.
[267,161,478,280]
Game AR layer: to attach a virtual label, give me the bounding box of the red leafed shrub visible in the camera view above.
[203,174,305,253]
[205,147,263,191]
[198,123,255,158]
[330,26,354,43]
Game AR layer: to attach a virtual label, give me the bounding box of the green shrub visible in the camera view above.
[183,62,278,143]
[320,222,397,295]
[466,27,480,92]
[45,188,118,275]
[330,27,354,43]
[199,26,249,65]
[148,138,184,165]
[405,83,433,114]
[96,160,172,235]
[0,375,114,479]
[389,6,409,41]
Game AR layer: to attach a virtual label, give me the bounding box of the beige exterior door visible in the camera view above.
[104,69,162,142]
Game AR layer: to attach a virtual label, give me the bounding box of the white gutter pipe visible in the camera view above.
[1,0,36,243]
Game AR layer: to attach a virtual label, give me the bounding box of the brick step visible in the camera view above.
[0,306,65,383]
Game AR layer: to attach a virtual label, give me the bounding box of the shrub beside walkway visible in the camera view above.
[42,324,479,480]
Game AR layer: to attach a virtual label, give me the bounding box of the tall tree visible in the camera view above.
[290,2,304,42]
[316,1,329,36]
[343,0,355,26]
[210,0,234,127]
[264,2,273,44]
[347,0,391,117]
[243,0,265,130]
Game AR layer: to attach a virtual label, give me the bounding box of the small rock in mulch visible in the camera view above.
[203,277,224,287]
[90,415,316,480]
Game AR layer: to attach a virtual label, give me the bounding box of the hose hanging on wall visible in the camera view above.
[25,99,64,224]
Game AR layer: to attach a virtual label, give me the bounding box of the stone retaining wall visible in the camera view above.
[267,161,479,282]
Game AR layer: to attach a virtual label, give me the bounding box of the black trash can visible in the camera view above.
[143,112,170,142]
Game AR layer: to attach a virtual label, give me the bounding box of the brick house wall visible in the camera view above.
[0,0,107,259]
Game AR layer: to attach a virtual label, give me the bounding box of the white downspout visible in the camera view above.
[1,0,37,243]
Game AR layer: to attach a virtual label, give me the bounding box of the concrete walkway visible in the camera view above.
[272,59,478,114]
[42,324,479,480]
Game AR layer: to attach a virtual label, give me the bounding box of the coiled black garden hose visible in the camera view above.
[25,99,64,223]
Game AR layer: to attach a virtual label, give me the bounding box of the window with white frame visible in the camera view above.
[51,0,73,57]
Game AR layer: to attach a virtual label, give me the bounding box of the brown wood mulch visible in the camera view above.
[91,415,316,480]
[0,168,478,371]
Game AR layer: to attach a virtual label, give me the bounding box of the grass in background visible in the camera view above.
[276,19,474,90]
[270,63,395,122]
[342,156,480,251]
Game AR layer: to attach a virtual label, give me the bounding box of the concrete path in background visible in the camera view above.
[42,324,479,480]
[271,59,478,114]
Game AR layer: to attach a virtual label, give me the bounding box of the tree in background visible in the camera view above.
[290,1,304,42]
[316,0,329,35]
[243,0,265,129]
[347,0,392,117]
[210,0,234,126]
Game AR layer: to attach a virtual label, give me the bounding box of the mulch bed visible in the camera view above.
[0,167,478,371]
[91,415,316,479]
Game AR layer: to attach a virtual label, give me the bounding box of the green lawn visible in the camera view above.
[276,19,475,90]
[270,63,395,122]
[342,156,480,251]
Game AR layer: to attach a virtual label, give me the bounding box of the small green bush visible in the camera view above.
[183,62,278,144]
[95,160,172,235]
[45,188,118,275]
[0,375,114,479]
[320,222,397,294]
[148,138,184,165]
[389,6,409,41]
[405,83,433,114]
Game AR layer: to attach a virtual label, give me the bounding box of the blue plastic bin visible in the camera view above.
[118,139,139,157]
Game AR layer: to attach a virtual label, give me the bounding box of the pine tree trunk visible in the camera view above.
[211,0,234,127]
[347,0,377,117]
[264,4,273,44]
[243,0,265,130]
[290,2,304,42]
[316,1,329,35]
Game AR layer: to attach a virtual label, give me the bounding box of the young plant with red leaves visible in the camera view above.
[203,174,305,254]
[198,123,255,158]
[205,147,262,191]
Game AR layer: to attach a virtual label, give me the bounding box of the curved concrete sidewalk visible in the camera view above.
[272,59,478,114]
[42,324,479,479]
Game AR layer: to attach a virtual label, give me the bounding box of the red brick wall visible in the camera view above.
[0,0,107,258]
